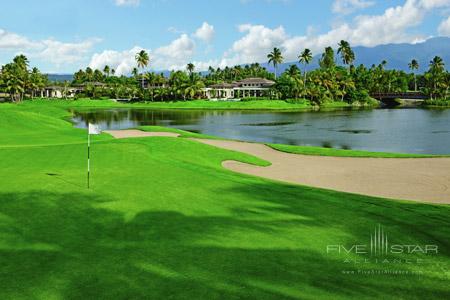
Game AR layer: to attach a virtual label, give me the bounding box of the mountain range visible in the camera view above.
[263,37,450,74]
[47,37,450,82]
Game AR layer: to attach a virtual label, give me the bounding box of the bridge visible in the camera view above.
[370,92,427,100]
[370,92,427,106]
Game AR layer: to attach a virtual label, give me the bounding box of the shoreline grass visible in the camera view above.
[422,99,450,108]
[268,143,447,158]
[17,98,380,111]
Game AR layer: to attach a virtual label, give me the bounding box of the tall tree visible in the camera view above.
[1,63,24,102]
[337,40,355,66]
[103,65,110,77]
[299,48,313,84]
[13,54,29,70]
[135,50,150,88]
[85,67,94,82]
[135,50,149,70]
[267,47,283,79]
[29,67,46,98]
[186,63,195,82]
[132,67,139,78]
[319,47,335,69]
[427,56,446,99]
[186,63,195,75]
[408,59,419,91]
[429,56,445,73]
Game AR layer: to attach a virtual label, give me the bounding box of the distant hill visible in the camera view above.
[262,37,450,74]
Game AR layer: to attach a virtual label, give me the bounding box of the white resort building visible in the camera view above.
[203,77,275,100]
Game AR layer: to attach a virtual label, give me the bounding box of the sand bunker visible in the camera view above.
[193,139,450,204]
[104,129,450,203]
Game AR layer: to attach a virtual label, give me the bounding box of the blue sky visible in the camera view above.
[0,0,449,74]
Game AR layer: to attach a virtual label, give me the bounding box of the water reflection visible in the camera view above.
[72,108,450,154]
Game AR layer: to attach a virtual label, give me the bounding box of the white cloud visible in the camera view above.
[193,22,215,43]
[115,0,140,6]
[222,24,287,65]
[89,46,146,75]
[420,0,450,9]
[35,38,101,65]
[154,34,196,69]
[5,0,448,73]
[89,34,196,73]
[167,26,185,34]
[438,15,450,35]
[211,0,449,67]
[0,28,100,69]
[332,0,375,15]
[0,29,38,49]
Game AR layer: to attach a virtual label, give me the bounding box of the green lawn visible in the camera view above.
[27,98,314,110]
[268,143,444,158]
[0,101,449,299]
[21,98,377,111]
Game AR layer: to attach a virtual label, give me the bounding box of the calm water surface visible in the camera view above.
[72,108,450,154]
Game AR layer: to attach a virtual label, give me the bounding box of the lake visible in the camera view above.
[72,108,450,154]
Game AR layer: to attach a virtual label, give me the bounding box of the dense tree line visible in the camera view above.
[0,55,48,102]
[1,40,448,104]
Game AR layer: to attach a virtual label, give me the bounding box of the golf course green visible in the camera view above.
[0,100,449,299]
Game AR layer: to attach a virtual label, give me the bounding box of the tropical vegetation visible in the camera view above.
[0,41,449,106]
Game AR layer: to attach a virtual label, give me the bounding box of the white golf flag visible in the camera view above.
[88,123,101,135]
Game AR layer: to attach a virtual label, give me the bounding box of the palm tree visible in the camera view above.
[186,63,195,82]
[135,50,150,89]
[13,54,29,70]
[287,64,301,78]
[85,67,94,82]
[429,56,444,72]
[319,47,335,69]
[337,40,355,67]
[132,67,139,78]
[2,63,24,102]
[428,56,445,99]
[135,50,149,69]
[408,59,419,91]
[29,67,40,98]
[267,47,283,79]
[186,63,195,75]
[299,48,313,84]
[103,65,110,77]
[7,55,29,101]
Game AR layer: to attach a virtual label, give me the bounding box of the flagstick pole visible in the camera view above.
[87,131,90,189]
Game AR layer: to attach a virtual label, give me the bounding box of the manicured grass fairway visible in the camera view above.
[0,101,449,299]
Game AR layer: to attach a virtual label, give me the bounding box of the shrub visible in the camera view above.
[347,90,371,103]
[422,99,450,107]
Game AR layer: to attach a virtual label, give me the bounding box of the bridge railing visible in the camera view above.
[370,92,427,99]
